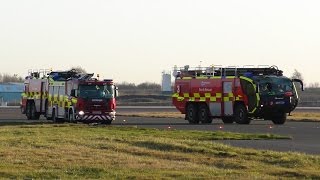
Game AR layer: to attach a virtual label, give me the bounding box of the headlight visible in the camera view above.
[79,111,85,116]
[107,111,116,117]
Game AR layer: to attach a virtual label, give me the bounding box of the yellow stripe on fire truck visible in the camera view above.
[172,92,243,102]
[52,94,58,106]
[49,82,65,86]
[47,95,77,108]
[21,93,27,98]
[223,93,234,102]
[23,92,48,99]
[58,96,64,107]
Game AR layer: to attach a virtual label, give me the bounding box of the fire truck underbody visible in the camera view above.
[172,65,304,125]
[21,69,118,124]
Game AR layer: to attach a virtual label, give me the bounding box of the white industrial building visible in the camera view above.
[161,71,172,92]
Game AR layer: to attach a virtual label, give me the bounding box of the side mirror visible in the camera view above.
[292,79,304,91]
[114,86,119,98]
[71,89,78,97]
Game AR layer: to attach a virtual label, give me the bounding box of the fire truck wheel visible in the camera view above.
[102,120,112,125]
[186,103,199,124]
[234,104,250,124]
[52,110,58,123]
[198,104,212,124]
[68,110,75,123]
[30,102,37,120]
[222,117,234,124]
[45,100,52,120]
[271,112,287,125]
[26,102,32,120]
[34,113,40,120]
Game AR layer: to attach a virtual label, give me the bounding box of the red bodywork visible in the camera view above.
[172,77,249,117]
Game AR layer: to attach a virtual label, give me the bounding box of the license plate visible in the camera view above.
[275,101,285,105]
[92,111,101,114]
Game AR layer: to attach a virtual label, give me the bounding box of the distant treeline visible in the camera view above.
[0,74,24,83]
[117,82,162,95]
[299,87,320,107]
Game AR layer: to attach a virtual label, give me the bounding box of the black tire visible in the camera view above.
[186,103,199,124]
[34,113,40,120]
[46,115,52,120]
[102,120,112,125]
[234,104,250,124]
[52,109,57,123]
[68,110,75,123]
[198,104,212,124]
[26,102,32,120]
[222,117,234,124]
[272,112,287,125]
[30,102,36,120]
[45,100,52,120]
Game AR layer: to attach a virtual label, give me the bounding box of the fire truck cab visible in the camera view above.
[172,65,304,125]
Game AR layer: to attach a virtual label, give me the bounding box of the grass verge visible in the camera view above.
[0,124,319,179]
[288,112,320,122]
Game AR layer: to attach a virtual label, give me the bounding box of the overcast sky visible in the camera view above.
[1,0,319,85]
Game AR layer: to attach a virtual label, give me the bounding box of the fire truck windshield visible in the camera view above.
[254,76,294,96]
[78,85,114,99]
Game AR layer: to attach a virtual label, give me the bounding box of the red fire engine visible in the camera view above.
[21,69,118,124]
[172,65,304,125]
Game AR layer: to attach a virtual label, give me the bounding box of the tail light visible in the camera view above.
[285,91,293,97]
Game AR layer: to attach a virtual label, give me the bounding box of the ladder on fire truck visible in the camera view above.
[26,69,51,79]
[26,69,95,81]
[173,65,283,79]
[48,69,94,81]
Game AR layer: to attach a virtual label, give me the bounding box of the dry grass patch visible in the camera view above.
[288,112,320,122]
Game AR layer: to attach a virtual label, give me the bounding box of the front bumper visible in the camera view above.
[75,111,116,121]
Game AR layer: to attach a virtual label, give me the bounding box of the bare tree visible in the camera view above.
[117,82,161,95]
[1,73,23,83]
[118,82,136,89]
[309,82,320,88]
[291,69,304,82]
[137,82,161,92]
[70,66,87,74]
